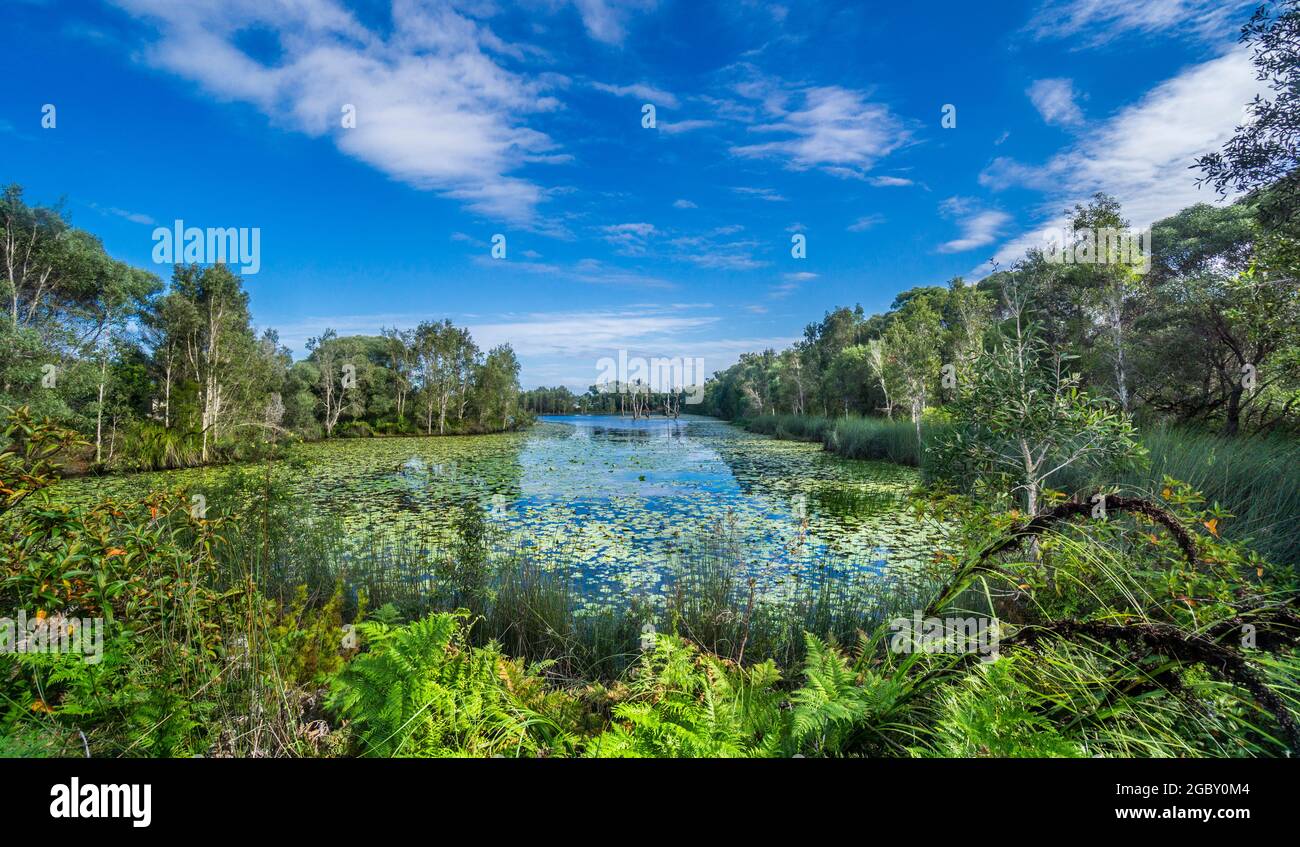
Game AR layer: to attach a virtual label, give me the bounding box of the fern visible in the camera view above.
[327,612,578,757]
[586,636,782,758]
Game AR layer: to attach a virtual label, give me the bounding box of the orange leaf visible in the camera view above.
[106,548,126,557]
[30,700,52,714]
[1203,518,1219,537]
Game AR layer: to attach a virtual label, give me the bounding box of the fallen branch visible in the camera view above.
[1005,619,1299,752]
[926,493,1199,616]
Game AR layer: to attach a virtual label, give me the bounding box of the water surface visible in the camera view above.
[53,415,948,600]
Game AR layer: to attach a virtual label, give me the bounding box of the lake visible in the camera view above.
[51,415,949,604]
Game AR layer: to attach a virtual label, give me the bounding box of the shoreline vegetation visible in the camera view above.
[4,194,1300,757]
[5,189,1300,756]
[4,2,1300,756]
[735,413,1300,568]
[3,394,1298,757]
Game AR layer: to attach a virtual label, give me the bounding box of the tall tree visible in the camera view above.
[1198,0,1300,231]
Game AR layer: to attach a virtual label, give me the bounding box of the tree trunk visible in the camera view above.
[1224,384,1244,437]
[95,357,106,464]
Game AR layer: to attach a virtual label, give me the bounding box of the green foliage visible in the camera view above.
[327,612,579,757]
[933,303,1143,514]
[585,635,784,758]
[742,413,936,466]
[923,656,1084,757]
[269,584,352,686]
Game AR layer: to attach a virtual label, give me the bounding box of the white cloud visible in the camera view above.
[91,203,156,225]
[1025,0,1256,47]
[471,253,674,287]
[1026,78,1085,127]
[672,198,697,209]
[732,186,787,202]
[600,222,657,254]
[659,119,718,135]
[847,214,883,232]
[730,81,909,179]
[472,309,713,358]
[568,0,659,46]
[769,270,817,298]
[684,252,767,271]
[591,80,678,107]
[869,175,913,187]
[109,0,577,224]
[938,206,1011,254]
[981,47,1260,269]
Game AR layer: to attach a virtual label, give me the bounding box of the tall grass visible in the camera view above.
[741,414,938,466]
[826,417,941,466]
[742,413,1300,569]
[1118,426,1300,568]
[205,468,944,681]
[742,413,834,443]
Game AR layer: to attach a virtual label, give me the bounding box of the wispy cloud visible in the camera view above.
[847,214,884,232]
[732,186,787,202]
[600,222,657,255]
[728,70,909,179]
[1025,0,1255,47]
[591,80,678,107]
[982,46,1259,268]
[567,0,659,46]
[1026,78,1085,127]
[659,119,719,135]
[91,203,156,225]
[108,0,584,224]
[469,254,675,288]
[472,308,714,358]
[770,270,818,298]
[938,199,1010,253]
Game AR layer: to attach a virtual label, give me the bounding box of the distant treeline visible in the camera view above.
[700,193,1300,438]
[522,383,695,417]
[0,184,526,471]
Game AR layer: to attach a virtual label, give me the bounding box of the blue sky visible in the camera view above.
[1,0,1262,389]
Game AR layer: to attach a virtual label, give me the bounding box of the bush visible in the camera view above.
[337,421,375,438]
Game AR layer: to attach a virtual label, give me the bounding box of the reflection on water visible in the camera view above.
[50,415,948,601]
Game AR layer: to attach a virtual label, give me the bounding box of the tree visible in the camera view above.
[1067,194,1147,411]
[865,338,894,419]
[882,299,942,452]
[1139,201,1300,434]
[935,283,1142,516]
[166,264,261,462]
[85,260,158,463]
[382,326,416,427]
[306,329,351,437]
[824,345,872,417]
[1197,0,1300,231]
[474,345,522,430]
